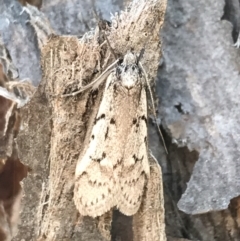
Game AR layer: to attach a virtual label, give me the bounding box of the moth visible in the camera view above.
[74,52,150,217]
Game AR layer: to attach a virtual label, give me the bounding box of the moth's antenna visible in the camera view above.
[139,62,168,154]
[136,19,168,154]
[92,8,118,60]
[62,59,119,97]
[62,8,120,98]
[136,48,145,65]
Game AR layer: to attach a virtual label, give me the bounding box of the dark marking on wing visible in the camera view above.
[105,127,109,140]
[113,83,117,93]
[132,118,137,125]
[110,118,116,124]
[132,154,144,163]
[89,152,107,164]
[113,158,122,169]
[140,115,147,124]
[94,113,106,124]
[90,156,101,163]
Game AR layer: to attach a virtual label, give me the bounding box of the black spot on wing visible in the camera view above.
[105,127,109,140]
[132,154,144,163]
[132,116,147,129]
[132,118,137,125]
[110,118,116,124]
[87,179,106,188]
[113,83,117,93]
[94,113,106,124]
[77,171,87,181]
[89,152,107,163]
[132,118,139,133]
[140,115,147,124]
[113,158,122,169]
[89,156,100,163]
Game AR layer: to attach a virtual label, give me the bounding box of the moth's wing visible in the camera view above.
[117,86,150,216]
[74,74,120,218]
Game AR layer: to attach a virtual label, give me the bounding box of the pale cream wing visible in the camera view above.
[117,86,149,216]
[74,73,121,217]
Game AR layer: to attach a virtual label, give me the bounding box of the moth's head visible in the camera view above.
[122,52,137,66]
[119,52,142,89]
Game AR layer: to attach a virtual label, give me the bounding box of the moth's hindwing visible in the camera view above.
[74,53,149,217]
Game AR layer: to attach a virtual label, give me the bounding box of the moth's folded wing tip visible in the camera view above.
[73,173,117,218]
[117,172,146,216]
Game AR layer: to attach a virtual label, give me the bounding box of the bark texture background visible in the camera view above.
[1,0,240,240]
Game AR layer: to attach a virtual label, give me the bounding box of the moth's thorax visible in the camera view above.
[119,65,141,89]
[118,52,142,89]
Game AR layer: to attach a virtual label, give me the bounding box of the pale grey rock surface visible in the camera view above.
[0,0,41,85]
[158,0,240,214]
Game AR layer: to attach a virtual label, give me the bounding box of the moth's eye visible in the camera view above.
[116,68,121,77]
